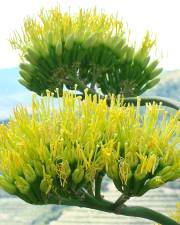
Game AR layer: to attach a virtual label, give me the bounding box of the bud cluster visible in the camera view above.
[0,90,179,204]
[10,6,162,97]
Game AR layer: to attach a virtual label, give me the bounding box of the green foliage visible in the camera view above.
[0,91,179,205]
[10,6,162,97]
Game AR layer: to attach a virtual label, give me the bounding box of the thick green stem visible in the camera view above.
[113,194,130,209]
[61,193,179,225]
[116,205,179,225]
[122,96,180,110]
[61,193,114,213]
[78,94,180,111]
[95,173,104,200]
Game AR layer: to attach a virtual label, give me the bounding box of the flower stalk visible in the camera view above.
[116,205,180,225]
[95,172,104,200]
[61,193,179,225]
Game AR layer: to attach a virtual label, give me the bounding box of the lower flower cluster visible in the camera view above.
[0,90,179,204]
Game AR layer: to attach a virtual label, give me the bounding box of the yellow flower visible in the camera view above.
[0,90,179,204]
[9,6,161,97]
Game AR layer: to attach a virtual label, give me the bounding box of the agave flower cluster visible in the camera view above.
[10,6,162,97]
[0,90,179,205]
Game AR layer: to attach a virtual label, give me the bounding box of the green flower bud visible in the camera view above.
[125,152,138,169]
[134,165,147,181]
[40,175,53,194]
[145,176,164,189]
[137,176,165,196]
[157,167,170,177]
[72,167,84,184]
[65,34,74,50]
[171,168,180,180]
[149,68,163,79]
[106,162,119,180]
[48,32,53,45]
[23,164,36,183]
[19,70,32,82]
[82,33,97,49]
[18,79,31,89]
[34,160,43,177]
[15,176,30,194]
[84,167,96,183]
[145,78,160,89]
[157,166,175,182]
[56,40,62,56]
[25,48,39,65]
[0,177,18,195]
[146,60,159,73]
[19,63,34,74]
[46,162,57,177]
[62,161,71,177]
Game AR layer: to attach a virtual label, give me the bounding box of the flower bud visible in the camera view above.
[82,33,97,49]
[23,164,36,183]
[56,40,62,56]
[46,162,57,177]
[157,166,175,182]
[62,161,71,177]
[15,176,30,194]
[0,177,18,194]
[145,176,164,189]
[171,168,180,180]
[65,34,74,50]
[134,165,147,181]
[125,152,138,169]
[72,167,84,184]
[40,175,53,194]
[34,160,43,177]
[137,176,165,196]
[84,167,96,183]
[106,162,119,180]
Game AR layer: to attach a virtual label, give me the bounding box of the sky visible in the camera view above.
[0,0,180,70]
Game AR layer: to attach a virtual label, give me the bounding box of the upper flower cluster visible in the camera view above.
[10,6,162,97]
[0,90,179,204]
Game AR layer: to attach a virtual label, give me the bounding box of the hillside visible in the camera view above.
[144,70,180,101]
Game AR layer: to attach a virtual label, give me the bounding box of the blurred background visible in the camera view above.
[0,0,179,224]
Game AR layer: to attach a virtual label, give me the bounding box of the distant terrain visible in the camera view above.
[144,70,180,101]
